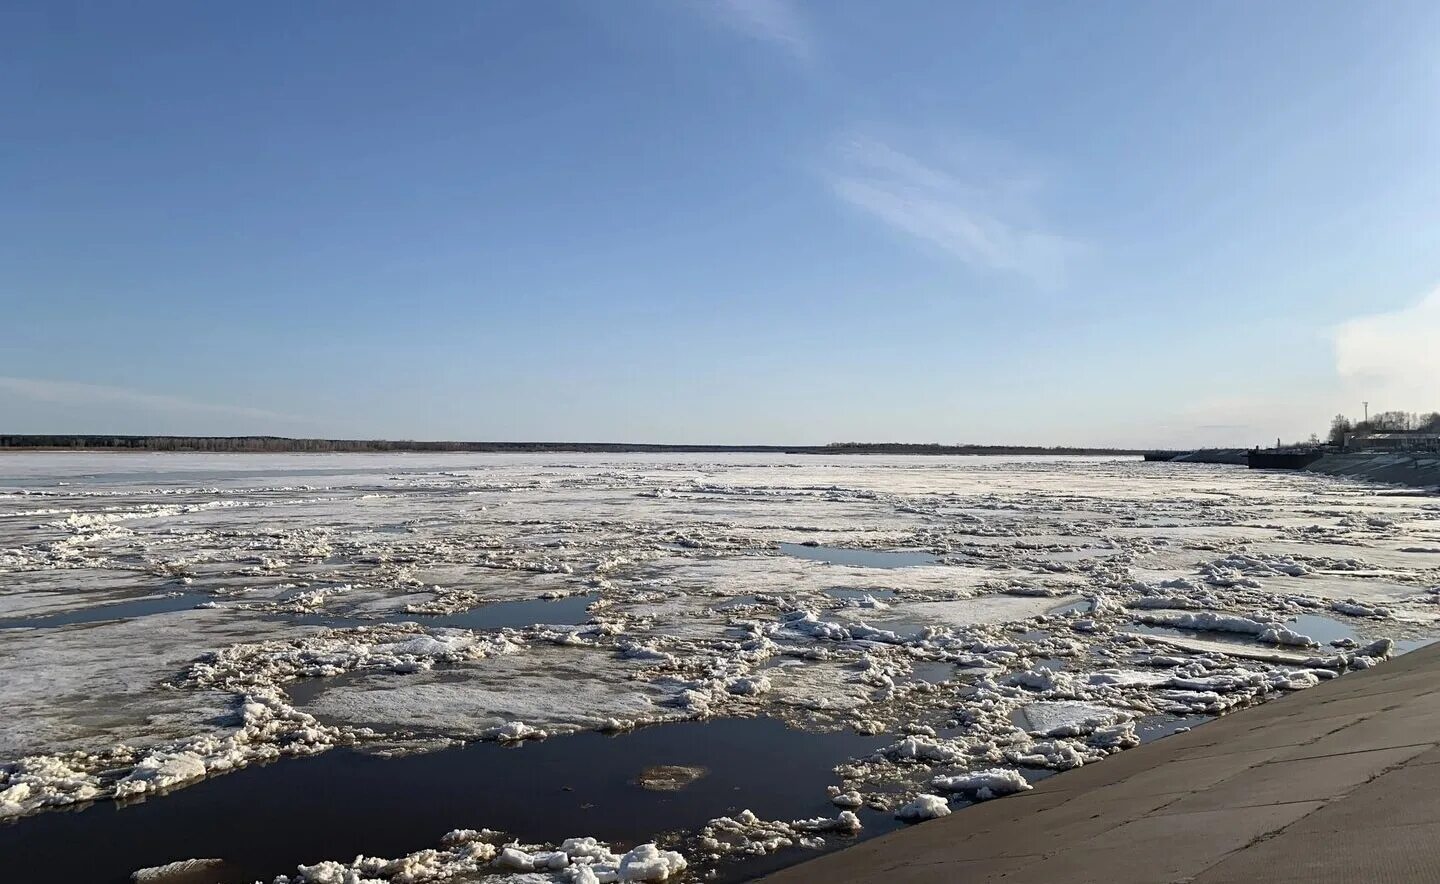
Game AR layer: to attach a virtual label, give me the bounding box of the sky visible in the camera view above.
[4,0,1440,448]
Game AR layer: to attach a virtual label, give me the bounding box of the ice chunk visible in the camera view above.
[1331,599,1392,618]
[493,846,541,871]
[130,858,225,883]
[484,721,548,743]
[724,675,772,696]
[1135,611,1316,647]
[880,735,959,763]
[1018,701,1127,737]
[636,765,707,792]
[895,793,951,821]
[931,768,1031,800]
[1361,638,1395,658]
[616,843,687,881]
[1256,625,1318,648]
[113,751,208,798]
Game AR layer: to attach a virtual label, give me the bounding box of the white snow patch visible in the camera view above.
[895,793,951,821]
[931,768,1032,800]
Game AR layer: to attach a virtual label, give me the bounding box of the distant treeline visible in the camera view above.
[0,435,1143,456]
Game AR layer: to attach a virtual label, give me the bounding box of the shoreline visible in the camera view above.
[0,440,1146,456]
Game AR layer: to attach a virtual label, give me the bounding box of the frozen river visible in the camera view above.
[1,452,1438,883]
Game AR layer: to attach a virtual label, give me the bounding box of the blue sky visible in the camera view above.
[4,1,1439,447]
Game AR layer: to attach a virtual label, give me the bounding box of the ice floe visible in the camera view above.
[895,793,951,821]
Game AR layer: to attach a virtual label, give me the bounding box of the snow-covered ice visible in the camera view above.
[895,793,951,821]
[931,767,1032,799]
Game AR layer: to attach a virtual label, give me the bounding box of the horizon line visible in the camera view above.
[0,433,1199,454]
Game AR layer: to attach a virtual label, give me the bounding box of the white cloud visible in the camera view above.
[0,376,297,423]
[1333,286,1440,409]
[706,0,813,61]
[825,135,1082,286]
[1146,287,1440,447]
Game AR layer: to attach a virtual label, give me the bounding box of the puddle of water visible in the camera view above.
[908,661,955,684]
[283,669,371,708]
[423,593,596,630]
[0,593,210,630]
[1050,598,1095,617]
[779,543,936,569]
[1288,613,1434,654]
[1287,613,1363,647]
[0,717,887,884]
[1134,713,1211,744]
[824,587,898,601]
[1127,622,1270,650]
[289,593,597,631]
[859,619,926,641]
[1398,636,1439,653]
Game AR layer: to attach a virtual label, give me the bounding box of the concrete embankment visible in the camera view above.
[1306,453,1440,490]
[761,640,1440,884]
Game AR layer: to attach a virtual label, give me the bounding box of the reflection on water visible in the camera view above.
[0,593,210,630]
[0,717,893,884]
[424,593,596,630]
[1050,598,1096,617]
[779,543,936,569]
[289,593,597,631]
[1127,622,1270,649]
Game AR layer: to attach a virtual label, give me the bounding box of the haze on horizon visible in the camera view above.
[5,1,1439,449]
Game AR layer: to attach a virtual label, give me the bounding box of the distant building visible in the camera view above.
[1345,432,1440,452]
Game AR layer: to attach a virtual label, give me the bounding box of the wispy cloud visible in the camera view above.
[0,376,299,423]
[1333,286,1440,408]
[705,0,814,61]
[825,135,1082,286]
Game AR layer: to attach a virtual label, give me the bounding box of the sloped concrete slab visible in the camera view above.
[761,641,1440,884]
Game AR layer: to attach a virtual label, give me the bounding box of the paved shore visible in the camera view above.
[761,640,1440,883]
[1307,452,1440,490]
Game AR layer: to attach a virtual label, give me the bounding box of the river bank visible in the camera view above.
[1305,452,1440,490]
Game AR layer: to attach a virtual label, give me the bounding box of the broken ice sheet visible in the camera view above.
[1,452,1438,881]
